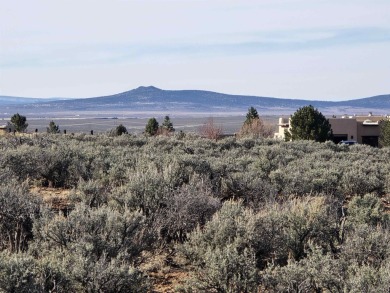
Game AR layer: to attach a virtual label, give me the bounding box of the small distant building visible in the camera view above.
[275,113,388,147]
[0,125,8,135]
[274,118,290,140]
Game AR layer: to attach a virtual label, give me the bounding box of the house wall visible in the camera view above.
[357,124,380,140]
[274,117,289,139]
[0,128,7,136]
[329,118,357,141]
[356,123,380,146]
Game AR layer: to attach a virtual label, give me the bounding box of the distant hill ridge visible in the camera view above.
[1,86,389,117]
[0,96,69,105]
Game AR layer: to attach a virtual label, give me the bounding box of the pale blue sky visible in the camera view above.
[0,0,389,100]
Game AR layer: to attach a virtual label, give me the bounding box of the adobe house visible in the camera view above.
[0,125,8,136]
[274,118,290,140]
[329,114,383,147]
[275,113,388,147]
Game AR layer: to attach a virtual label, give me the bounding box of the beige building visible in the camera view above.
[274,118,290,140]
[275,114,389,147]
[0,125,8,135]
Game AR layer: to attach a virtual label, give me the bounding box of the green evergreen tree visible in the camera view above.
[379,120,390,147]
[114,124,128,136]
[47,121,60,134]
[240,107,273,138]
[285,105,332,142]
[10,113,28,132]
[245,107,259,124]
[145,117,159,136]
[161,115,174,132]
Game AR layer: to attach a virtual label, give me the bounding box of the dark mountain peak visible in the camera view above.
[133,86,162,92]
[100,85,164,101]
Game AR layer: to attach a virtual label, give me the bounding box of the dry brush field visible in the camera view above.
[0,132,390,292]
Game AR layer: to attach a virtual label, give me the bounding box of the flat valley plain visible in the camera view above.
[17,115,280,135]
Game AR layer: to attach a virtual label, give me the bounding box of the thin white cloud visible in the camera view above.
[2,28,389,68]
